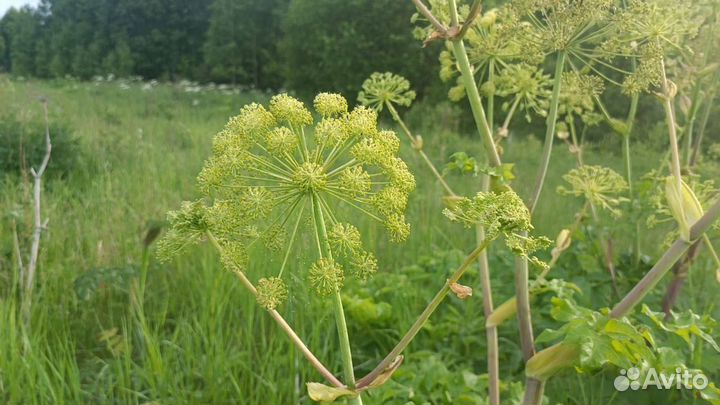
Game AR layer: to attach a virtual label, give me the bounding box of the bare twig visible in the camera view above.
[23,98,52,319]
[12,219,25,281]
[412,0,480,46]
[411,0,448,36]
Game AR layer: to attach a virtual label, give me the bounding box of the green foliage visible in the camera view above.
[0,6,40,76]
[445,151,481,176]
[0,0,212,80]
[368,351,523,405]
[0,28,718,402]
[73,265,139,301]
[281,0,438,98]
[203,0,287,88]
[0,114,83,178]
[532,296,720,390]
[445,151,516,188]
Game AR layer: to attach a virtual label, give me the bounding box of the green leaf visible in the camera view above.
[550,297,591,322]
[641,305,720,352]
[536,328,566,345]
[74,265,139,301]
[700,382,720,405]
[578,336,632,369]
[603,319,642,340]
[444,152,479,176]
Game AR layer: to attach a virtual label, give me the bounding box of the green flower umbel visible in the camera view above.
[160,93,415,309]
[357,72,416,112]
[557,165,629,217]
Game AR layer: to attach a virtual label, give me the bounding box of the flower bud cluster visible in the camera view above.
[160,92,415,307]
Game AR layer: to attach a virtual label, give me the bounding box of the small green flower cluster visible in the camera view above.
[443,189,531,235]
[607,0,700,94]
[256,277,288,310]
[329,223,379,280]
[159,93,415,309]
[358,72,416,111]
[557,72,604,126]
[443,189,551,267]
[156,201,210,260]
[415,0,703,104]
[470,8,542,62]
[512,0,614,52]
[427,4,542,102]
[557,165,629,217]
[495,63,552,121]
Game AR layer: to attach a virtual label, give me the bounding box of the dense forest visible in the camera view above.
[0,0,439,97]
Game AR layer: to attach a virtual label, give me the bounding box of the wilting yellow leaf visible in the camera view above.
[307,383,356,402]
[450,282,473,300]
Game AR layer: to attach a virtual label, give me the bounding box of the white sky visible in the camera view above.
[1,0,38,15]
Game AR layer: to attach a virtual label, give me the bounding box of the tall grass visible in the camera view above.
[0,75,698,404]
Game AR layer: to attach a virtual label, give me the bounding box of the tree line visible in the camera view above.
[0,0,438,98]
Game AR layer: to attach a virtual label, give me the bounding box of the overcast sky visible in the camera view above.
[1,0,38,15]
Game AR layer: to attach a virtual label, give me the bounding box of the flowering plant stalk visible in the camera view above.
[158,1,720,403]
[409,1,720,404]
[159,93,417,404]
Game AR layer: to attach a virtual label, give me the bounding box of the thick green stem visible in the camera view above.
[447,4,503,402]
[449,34,502,167]
[523,379,545,405]
[624,93,642,266]
[477,175,500,405]
[311,194,362,404]
[659,58,682,189]
[516,51,565,405]
[514,241,535,362]
[487,59,496,132]
[332,291,358,398]
[528,51,566,214]
[356,238,493,388]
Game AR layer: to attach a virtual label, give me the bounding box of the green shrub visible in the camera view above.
[0,115,83,178]
[280,0,440,100]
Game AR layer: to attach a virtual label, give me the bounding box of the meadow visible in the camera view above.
[1,73,717,405]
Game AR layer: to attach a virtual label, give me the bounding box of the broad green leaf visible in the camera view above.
[642,305,720,352]
[700,382,720,405]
